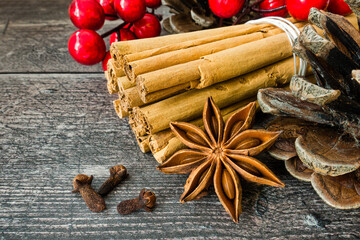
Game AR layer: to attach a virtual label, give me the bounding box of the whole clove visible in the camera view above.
[97,165,128,197]
[72,174,106,212]
[117,188,156,215]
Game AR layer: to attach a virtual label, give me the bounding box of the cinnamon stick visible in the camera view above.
[123,27,267,66]
[119,87,143,113]
[136,135,150,153]
[197,32,294,88]
[137,15,358,98]
[136,33,293,98]
[120,82,191,113]
[125,24,306,82]
[113,99,129,118]
[110,23,270,60]
[109,16,301,60]
[123,22,303,66]
[117,76,135,92]
[136,60,201,99]
[127,32,265,82]
[140,82,190,103]
[105,70,113,94]
[131,57,299,137]
[107,59,126,94]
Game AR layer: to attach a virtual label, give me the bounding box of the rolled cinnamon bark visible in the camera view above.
[198,32,294,88]
[107,59,126,94]
[119,87,143,113]
[117,76,135,92]
[137,60,201,99]
[125,24,307,82]
[126,32,265,82]
[136,135,150,153]
[105,70,113,94]
[110,23,270,60]
[123,28,266,66]
[149,98,257,163]
[110,16,300,61]
[131,57,298,137]
[120,82,192,113]
[113,99,129,118]
[123,22,304,66]
[111,15,355,92]
[140,82,190,103]
[137,33,293,98]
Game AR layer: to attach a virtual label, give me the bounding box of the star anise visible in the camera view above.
[157,97,285,222]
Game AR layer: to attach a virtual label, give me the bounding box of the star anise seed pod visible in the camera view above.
[157,97,284,223]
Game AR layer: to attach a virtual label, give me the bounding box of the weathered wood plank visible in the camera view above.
[0,21,103,72]
[0,0,170,23]
[0,0,170,73]
[1,1,359,238]
[0,0,70,23]
[0,74,359,239]
[0,0,95,72]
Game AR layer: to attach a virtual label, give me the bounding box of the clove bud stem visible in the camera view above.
[117,188,156,215]
[97,165,128,197]
[72,174,106,212]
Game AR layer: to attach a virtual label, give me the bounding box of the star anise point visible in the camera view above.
[158,97,283,222]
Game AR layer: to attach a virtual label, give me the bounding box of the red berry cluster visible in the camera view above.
[68,0,162,70]
[287,0,352,21]
[208,0,352,25]
[208,0,288,21]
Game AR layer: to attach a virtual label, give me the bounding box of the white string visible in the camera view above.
[246,17,307,77]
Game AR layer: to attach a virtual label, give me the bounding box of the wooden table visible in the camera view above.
[1,0,359,238]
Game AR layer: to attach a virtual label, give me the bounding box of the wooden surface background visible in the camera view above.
[0,0,359,239]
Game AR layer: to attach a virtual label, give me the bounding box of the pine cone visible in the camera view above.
[258,8,360,209]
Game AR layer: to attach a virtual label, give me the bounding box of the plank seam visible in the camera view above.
[2,18,9,35]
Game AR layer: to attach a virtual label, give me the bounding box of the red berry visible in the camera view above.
[120,28,136,40]
[145,0,161,8]
[286,0,330,21]
[133,13,161,39]
[110,32,119,45]
[209,0,245,18]
[259,0,288,17]
[68,29,106,65]
[69,0,105,30]
[130,25,135,32]
[109,29,136,45]
[327,0,352,16]
[114,0,146,22]
[102,51,111,71]
[96,0,118,20]
[124,22,134,31]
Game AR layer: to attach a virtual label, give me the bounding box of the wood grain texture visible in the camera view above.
[0,1,359,238]
[0,0,70,22]
[1,74,359,239]
[0,0,169,73]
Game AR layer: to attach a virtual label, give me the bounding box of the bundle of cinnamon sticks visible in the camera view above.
[104,14,358,163]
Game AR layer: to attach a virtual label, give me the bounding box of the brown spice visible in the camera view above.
[117,189,156,215]
[72,174,106,212]
[97,165,128,197]
[157,97,284,223]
